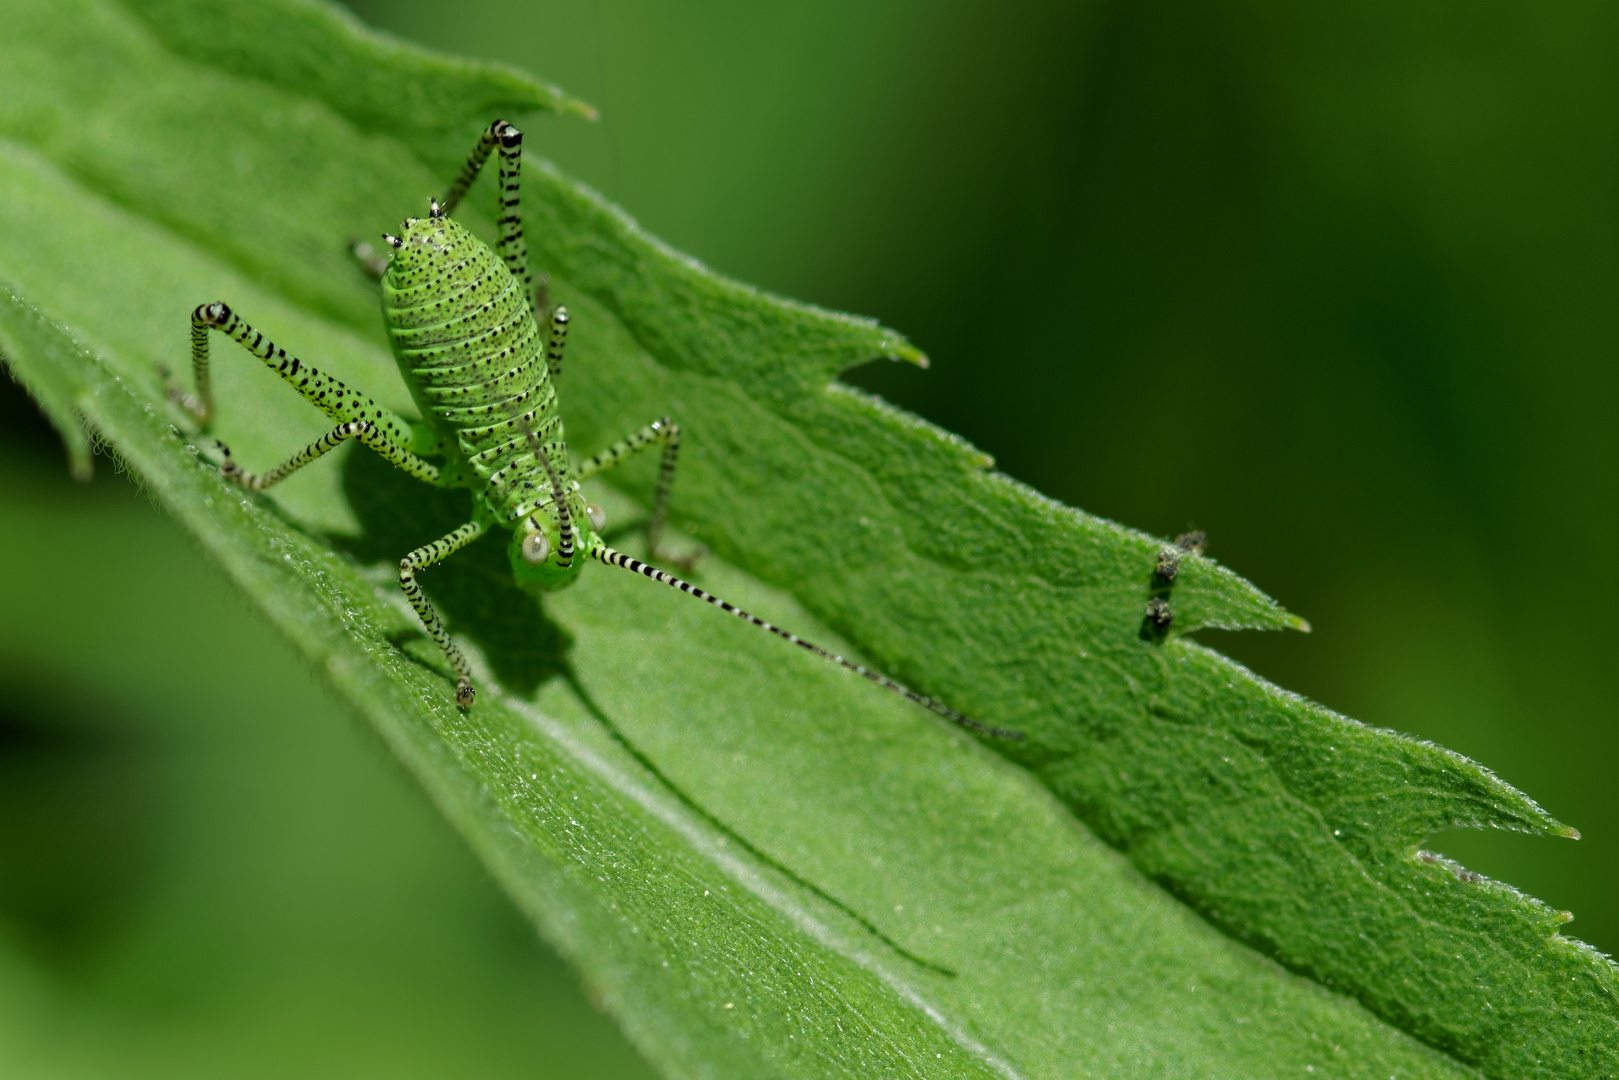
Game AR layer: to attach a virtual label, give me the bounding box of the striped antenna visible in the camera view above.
[500,324,575,570]
[530,442,575,569]
[590,545,1024,741]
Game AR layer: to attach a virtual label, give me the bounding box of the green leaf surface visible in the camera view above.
[0,1,1611,1077]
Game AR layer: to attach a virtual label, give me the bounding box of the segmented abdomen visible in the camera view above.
[381,218,562,524]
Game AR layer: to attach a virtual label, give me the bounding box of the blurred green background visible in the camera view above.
[2,0,1613,1074]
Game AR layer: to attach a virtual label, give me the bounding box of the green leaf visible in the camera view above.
[0,1,1611,1077]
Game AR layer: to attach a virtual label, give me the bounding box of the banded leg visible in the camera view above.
[399,520,487,708]
[576,418,682,551]
[217,420,440,491]
[438,119,535,309]
[188,302,439,483]
[438,121,501,214]
[544,305,569,381]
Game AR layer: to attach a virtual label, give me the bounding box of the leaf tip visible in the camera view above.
[565,98,600,122]
[896,342,928,368]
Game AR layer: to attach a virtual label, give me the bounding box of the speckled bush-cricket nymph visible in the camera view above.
[176,119,1019,740]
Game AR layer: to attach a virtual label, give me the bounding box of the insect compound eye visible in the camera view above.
[521,531,550,564]
[585,503,606,531]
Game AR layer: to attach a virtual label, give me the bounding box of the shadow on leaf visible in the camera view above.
[335,447,572,698]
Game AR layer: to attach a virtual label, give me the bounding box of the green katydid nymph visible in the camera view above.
[175,119,1020,741]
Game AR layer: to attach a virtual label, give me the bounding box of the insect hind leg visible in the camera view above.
[438,121,501,215]
[438,119,538,313]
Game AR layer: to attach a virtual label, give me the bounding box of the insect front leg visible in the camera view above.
[216,419,439,491]
[184,302,443,486]
[576,418,684,558]
[398,520,487,708]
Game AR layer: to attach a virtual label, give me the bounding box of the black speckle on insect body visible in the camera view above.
[381,215,559,526]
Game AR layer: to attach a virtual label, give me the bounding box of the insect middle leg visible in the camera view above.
[576,418,683,555]
[398,520,487,708]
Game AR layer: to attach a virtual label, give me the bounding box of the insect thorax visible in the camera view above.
[381,216,570,532]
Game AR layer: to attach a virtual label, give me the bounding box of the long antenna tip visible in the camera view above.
[591,544,1024,741]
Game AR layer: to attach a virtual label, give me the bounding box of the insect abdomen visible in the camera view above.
[381,217,561,523]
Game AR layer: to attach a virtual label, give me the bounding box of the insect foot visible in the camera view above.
[210,439,244,482]
[157,364,209,426]
[456,678,475,709]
